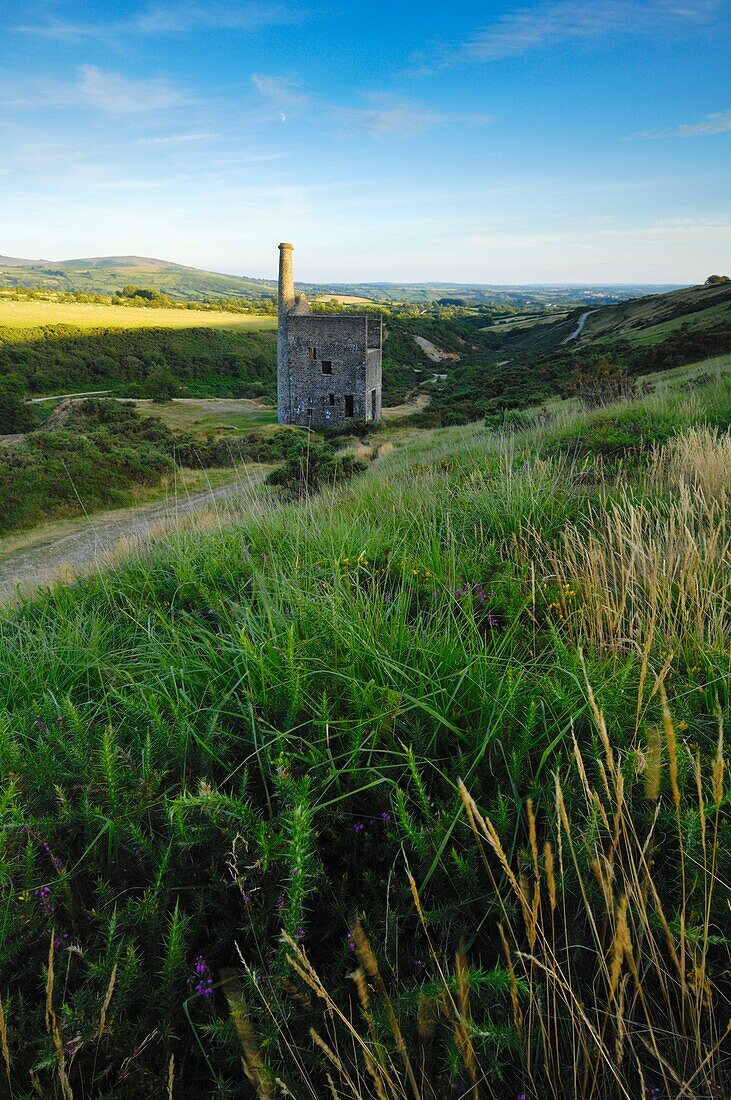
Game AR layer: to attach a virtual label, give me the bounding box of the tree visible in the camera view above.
[146,366,180,404]
[0,374,36,434]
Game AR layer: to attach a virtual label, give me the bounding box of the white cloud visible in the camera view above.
[138,131,218,145]
[332,94,491,140]
[15,2,310,39]
[436,231,567,248]
[416,0,723,68]
[3,66,188,114]
[251,74,309,109]
[76,66,187,112]
[591,217,731,241]
[633,110,731,138]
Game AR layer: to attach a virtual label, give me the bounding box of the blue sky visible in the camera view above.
[1,0,729,283]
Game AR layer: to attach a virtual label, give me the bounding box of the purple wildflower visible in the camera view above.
[353,822,366,834]
[294,926,306,941]
[276,893,286,911]
[35,885,55,916]
[192,955,213,998]
[380,812,391,825]
[346,931,356,952]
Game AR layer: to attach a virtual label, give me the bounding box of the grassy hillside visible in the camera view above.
[0,369,729,1097]
[580,279,731,346]
[1,282,729,431]
[0,255,277,301]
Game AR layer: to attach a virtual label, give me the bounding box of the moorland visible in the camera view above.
[0,270,730,1099]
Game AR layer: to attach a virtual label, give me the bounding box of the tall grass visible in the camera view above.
[269,684,730,1099]
[0,372,728,1096]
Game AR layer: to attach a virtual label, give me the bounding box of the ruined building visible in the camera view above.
[277,242,382,427]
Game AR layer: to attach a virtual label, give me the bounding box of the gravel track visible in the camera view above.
[0,474,264,604]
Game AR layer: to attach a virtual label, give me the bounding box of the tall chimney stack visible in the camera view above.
[278,242,295,319]
[277,242,294,424]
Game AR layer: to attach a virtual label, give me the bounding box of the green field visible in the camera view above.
[0,299,276,331]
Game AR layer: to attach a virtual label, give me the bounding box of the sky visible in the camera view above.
[0,0,730,284]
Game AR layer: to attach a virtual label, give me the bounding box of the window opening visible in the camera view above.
[344,395,354,418]
[321,360,332,374]
[307,347,317,359]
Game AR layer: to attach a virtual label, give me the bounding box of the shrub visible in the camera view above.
[266,437,367,497]
[0,374,37,433]
[567,354,643,408]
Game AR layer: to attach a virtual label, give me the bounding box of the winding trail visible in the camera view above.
[563,310,597,343]
[0,471,266,604]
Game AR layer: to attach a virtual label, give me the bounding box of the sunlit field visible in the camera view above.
[0,299,277,330]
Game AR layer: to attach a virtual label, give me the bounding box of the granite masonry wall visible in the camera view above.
[277,243,382,428]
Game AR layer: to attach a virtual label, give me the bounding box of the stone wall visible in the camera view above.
[281,314,382,428]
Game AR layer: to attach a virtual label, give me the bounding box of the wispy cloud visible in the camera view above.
[250,79,492,139]
[435,230,567,248]
[76,66,187,112]
[15,2,310,40]
[591,216,731,241]
[138,131,218,145]
[3,65,188,113]
[414,0,723,69]
[333,95,492,140]
[134,2,309,33]
[632,109,731,138]
[251,75,309,109]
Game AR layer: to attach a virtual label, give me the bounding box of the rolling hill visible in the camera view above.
[0,252,681,305]
[0,254,277,300]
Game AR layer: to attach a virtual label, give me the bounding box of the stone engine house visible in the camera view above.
[277,242,383,428]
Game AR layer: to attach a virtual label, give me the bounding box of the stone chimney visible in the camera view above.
[278,242,295,319]
[277,242,294,423]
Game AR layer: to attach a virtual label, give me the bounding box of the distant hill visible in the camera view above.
[0,252,682,305]
[0,254,277,300]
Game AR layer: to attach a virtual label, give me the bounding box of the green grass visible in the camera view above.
[0,299,276,331]
[0,377,729,1097]
[129,398,277,435]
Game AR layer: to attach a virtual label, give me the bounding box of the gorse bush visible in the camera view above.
[0,373,728,1096]
[0,400,301,533]
[266,436,368,497]
[0,324,279,399]
[272,682,730,1100]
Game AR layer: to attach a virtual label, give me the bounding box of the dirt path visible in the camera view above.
[0,471,266,603]
[563,310,597,343]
